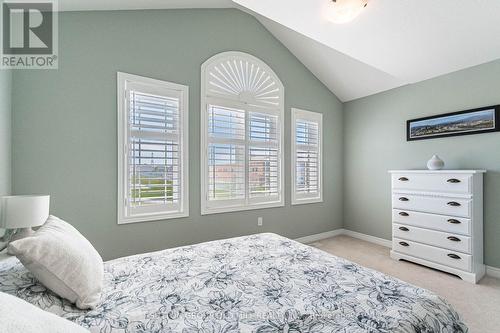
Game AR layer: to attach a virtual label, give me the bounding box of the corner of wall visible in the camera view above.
[339,100,344,229]
[340,100,348,229]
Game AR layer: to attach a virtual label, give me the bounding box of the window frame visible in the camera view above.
[200,52,285,215]
[117,72,189,224]
[291,108,323,205]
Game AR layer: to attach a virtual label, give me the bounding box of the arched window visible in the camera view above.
[200,52,284,214]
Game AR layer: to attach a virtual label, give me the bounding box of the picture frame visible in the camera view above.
[407,105,500,141]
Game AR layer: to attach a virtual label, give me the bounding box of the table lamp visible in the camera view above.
[0,195,50,251]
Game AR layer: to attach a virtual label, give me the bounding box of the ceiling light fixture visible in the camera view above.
[327,0,368,24]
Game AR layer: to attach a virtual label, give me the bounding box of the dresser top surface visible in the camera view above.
[388,170,486,174]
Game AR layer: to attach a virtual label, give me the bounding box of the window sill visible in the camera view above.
[291,197,323,206]
[201,201,284,215]
[118,210,189,225]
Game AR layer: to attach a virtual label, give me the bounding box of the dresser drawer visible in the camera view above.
[393,224,471,253]
[392,194,471,218]
[392,173,472,194]
[393,238,472,271]
[392,209,471,235]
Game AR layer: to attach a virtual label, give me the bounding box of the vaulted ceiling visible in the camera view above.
[60,0,500,101]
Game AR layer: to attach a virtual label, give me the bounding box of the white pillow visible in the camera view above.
[0,291,89,333]
[8,215,104,309]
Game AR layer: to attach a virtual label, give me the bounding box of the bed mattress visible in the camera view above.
[0,233,468,332]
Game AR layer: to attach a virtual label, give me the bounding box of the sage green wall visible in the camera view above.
[0,70,12,195]
[11,9,343,260]
[344,59,500,268]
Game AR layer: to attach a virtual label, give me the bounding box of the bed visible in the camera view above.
[0,233,468,332]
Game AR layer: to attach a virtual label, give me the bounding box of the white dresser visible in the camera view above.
[389,170,485,283]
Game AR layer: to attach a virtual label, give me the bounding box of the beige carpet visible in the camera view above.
[308,235,500,333]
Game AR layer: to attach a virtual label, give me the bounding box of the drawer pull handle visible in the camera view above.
[399,212,409,217]
[399,241,409,247]
[399,227,409,231]
[447,178,461,183]
[399,197,409,201]
[447,201,461,207]
[398,177,409,181]
[447,253,461,260]
[448,219,461,224]
[447,236,461,242]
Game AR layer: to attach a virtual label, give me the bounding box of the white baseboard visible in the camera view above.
[295,228,499,279]
[295,229,344,244]
[486,265,500,279]
[341,229,392,248]
[294,228,391,247]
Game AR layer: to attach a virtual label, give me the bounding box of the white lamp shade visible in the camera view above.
[0,195,50,229]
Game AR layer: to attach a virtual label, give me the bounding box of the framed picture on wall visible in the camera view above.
[407,105,500,141]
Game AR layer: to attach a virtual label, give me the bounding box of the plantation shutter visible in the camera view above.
[126,82,184,217]
[293,109,322,204]
[205,105,282,207]
[118,73,188,224]
[207,105,246,201]
[248,112,279,199]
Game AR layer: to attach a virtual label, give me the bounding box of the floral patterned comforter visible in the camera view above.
[0,233,467,332]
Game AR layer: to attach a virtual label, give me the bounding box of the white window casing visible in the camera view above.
[200,52,285,215]
[117,72,189,224]
[291,108,323,205]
